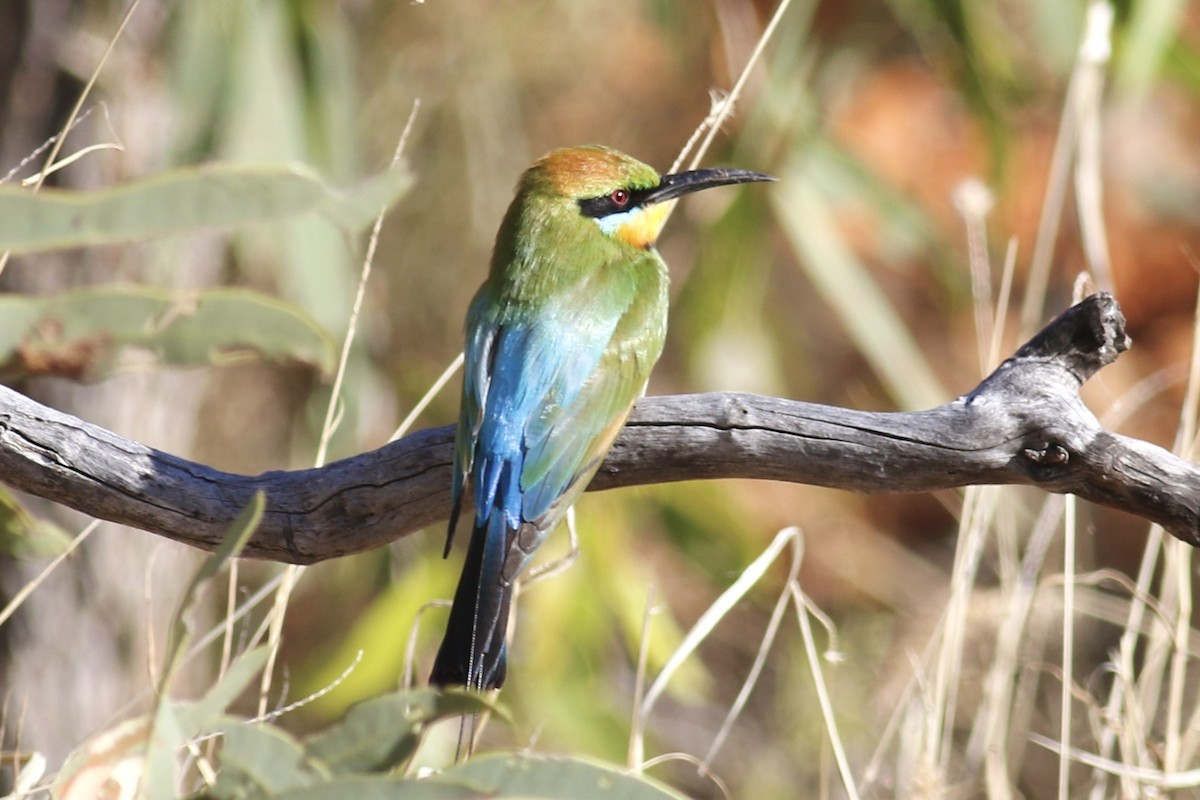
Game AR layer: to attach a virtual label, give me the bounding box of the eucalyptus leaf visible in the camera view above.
[305,689,503,774]
[0,162,409,254]
[248,774,480,800]
[176,648,272,737]
[211,719,327,797]
[142,700,190,800]
[160,492,264,692]
[0,285,337,381]
[0,487,71,557]
[436,752,689,800]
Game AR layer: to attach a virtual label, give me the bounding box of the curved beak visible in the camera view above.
[642,167,776,206]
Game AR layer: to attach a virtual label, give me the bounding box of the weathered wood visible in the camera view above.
[0,292,1195,563]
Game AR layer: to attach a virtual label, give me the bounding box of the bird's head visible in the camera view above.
[521,145,775,250]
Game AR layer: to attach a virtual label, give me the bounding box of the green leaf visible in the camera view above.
[305,689,504,774]
[0,285,337,381]
[142,701,190,800]
[177,648,272,736]
[0,488,71,557]
[160,491,264,692]
[0,162,410,255]
[435,752,689,800]
[771,154,946,410]
[141,499,264,799]
[259,775,481,800]
[52,656,273,800]
[211,719,327,797]
[1118,0,1188,95]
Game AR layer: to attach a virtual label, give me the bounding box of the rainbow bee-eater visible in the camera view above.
[431,145,774,690]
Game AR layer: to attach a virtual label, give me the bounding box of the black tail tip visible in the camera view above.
[430,651,507,691]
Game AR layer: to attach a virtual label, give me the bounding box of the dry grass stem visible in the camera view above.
[987,238,1018,371]
[389,351,464,443]
[637,752,732,800]
[1058,495,1077,799]
[0,521,99,629]
[1021,1,1114,333]
[701,529,804,768]
[257,100,421,719]
[0,0,143,279]
[953,177,996,374]
[790,580,860,800]
[403,599,451,691]
[632,527,799,770]
[627,583,658,772]
[18,142,125,187]
[674,0,796,174]
[1074,2,1114,292]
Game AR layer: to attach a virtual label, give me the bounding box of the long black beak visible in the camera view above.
[642,167,776,205]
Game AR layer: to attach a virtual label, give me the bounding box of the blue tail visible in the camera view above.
[430,514,512,689]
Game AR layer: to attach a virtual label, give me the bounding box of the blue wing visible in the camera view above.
[433,259,666,689]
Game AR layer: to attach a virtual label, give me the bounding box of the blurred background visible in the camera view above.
[2,0,1200,797]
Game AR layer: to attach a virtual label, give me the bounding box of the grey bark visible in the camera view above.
[1,292,1197,564]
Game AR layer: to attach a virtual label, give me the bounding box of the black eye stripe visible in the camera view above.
[577,187,653,219]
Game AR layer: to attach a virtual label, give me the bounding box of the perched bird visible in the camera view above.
[431,145,774,690]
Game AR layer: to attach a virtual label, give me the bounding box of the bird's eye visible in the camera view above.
[610,189,630,208]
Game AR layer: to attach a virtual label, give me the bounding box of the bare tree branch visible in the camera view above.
[0,292,1195,563]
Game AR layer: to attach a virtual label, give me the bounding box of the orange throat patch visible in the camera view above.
[614,202,672,249]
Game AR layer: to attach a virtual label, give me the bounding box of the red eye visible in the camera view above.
[610,189,630,207]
